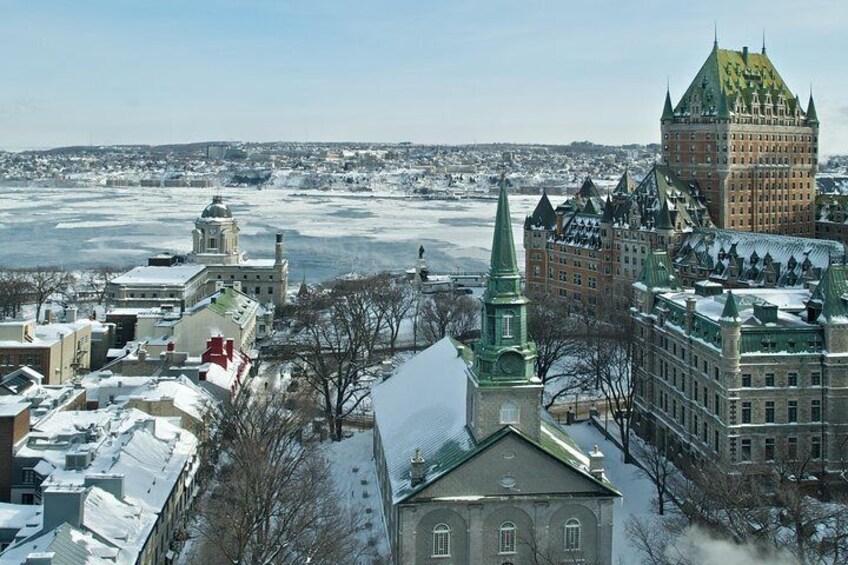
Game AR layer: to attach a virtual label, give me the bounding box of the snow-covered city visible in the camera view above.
[1,2,848,565]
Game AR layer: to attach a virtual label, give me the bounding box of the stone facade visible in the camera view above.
[632,254,848,481]
[661,42,818,236]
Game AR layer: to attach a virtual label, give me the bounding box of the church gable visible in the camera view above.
[409,429,617,502]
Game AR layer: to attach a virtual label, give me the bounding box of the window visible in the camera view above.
[21,494,34,505]
[561,519,582,551]
[811,436,822,459]
[765,373,775,387]
[499,522,516,554]
[22,469,35,485]
[740,439,752,461]
[741,402,751,424]
[765,438,775,461]
[740,373,751,387]
[208,237,217,249]
[788,373,798,387]
[810,372,821,386]
[499,401,520,425]
[787,437,798,460]
[765,401,775,423]
[788,401,797,423]
[811,400,821,422]
[502,313,514,339]
[432,524,450,557]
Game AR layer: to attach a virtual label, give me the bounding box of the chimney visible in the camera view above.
[275,232,284,265]
[137,348,147,362]
[42,486,87,532]
[25,553,55,565]
[226,339,234,361]
[588,445,605,480]
[166,341,175,352]
[685,296,697,335]
[742,46,749,66]
[44,310,53,325]
[410,449,426,487]
[66,307,78,323]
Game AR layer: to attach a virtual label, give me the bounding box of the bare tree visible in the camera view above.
[84,265,124,305]
[25,267,74,322]
[371,273,415,354]
[582,317,637,463]
[199,389,363,564]
[416,290,479,345]
[290,276,388,441]
[632,436,679,515]
[526,291,590,408]
[0,269,31,319]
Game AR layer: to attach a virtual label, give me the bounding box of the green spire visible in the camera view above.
[655,199,673,230]
[490,174,520,277]
[662,88,674,121]
[720,291,740,323]
[806,92,819,126]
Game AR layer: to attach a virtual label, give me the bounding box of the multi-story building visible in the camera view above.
[107,195,288,311]
[632,252,848,481]
[373,180,619,565]
[661,40,819,236]
[0,319,92,385]
[816,194,848,245]
[525,165,713,305]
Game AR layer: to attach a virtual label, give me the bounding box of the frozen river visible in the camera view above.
[0,185,542,282]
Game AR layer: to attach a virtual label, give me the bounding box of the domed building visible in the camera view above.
[189,195,243,265]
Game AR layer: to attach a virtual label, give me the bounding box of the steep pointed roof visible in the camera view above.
[806,94,819,126]
[673,44,799,118]
[525,191,557,230]
[601,198,614,223]
[720,291,741,323]
[638,251,681,291]
[614,170,636,195]
[811,264,848,323]
[578,177,600,199]
[662,89,674,121]
[490,175,520,277]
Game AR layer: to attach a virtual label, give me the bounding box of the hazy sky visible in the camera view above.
[2,0,847,153]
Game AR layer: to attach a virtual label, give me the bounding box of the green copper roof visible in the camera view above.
[578,177,601,199]
[806,94,819,125]
[662,89,674,121]
[812,264,848,323]
[720,291,740,323]
[655,199,673,230]
[525,191,557,230]
[674,46,801,117]
[490,175,520,277]
[613,170,636,195]
[638,251,681,291]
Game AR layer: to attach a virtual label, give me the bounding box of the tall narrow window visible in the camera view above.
[502,313,514,339]
[564,519,581,550]
[499,401,519,425]
[432,524,450,557]
[499,522,516,554]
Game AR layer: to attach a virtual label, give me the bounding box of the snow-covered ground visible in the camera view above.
[562,420,657,565]
[324,430,390,564]
[0,185,542,282]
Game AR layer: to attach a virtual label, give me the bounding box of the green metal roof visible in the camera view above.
[489,175,520,277]
[638,251,681,291]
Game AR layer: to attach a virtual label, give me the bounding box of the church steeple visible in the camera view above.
[468,175,542,442]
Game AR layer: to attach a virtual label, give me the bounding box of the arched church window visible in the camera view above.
[564,519,581,550]
[499,401,519,425]
[502,312,514,339]
[432,523,451,557]
[499,521,517,554]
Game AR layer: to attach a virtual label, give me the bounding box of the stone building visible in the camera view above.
[373,180,619,565]
[816,194,848,245]
[524,165,713,305]
[631,252,848,481]
[661,39,819,236]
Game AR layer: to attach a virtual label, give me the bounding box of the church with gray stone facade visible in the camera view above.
[371,180,620,565]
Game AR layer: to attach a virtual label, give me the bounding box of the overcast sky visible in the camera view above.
[2,0,847,153]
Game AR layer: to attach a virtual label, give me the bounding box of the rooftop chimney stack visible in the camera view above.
[589,445,605,480]
[410,449,426,486]
[275,232,284,265]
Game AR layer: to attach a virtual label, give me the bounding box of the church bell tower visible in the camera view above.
[467,176,543,442]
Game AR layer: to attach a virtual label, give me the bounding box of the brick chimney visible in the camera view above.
[202,335,228,369]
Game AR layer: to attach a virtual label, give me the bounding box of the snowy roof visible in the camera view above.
[0,522,116,565]
[118,376,214,421]
[110,265,205,286]
[371,337,475,503]
[661,288,812,328]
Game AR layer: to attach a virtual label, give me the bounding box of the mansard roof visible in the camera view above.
[675,228,844,288]
[673,44,804,120]
[637,251,680,292]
